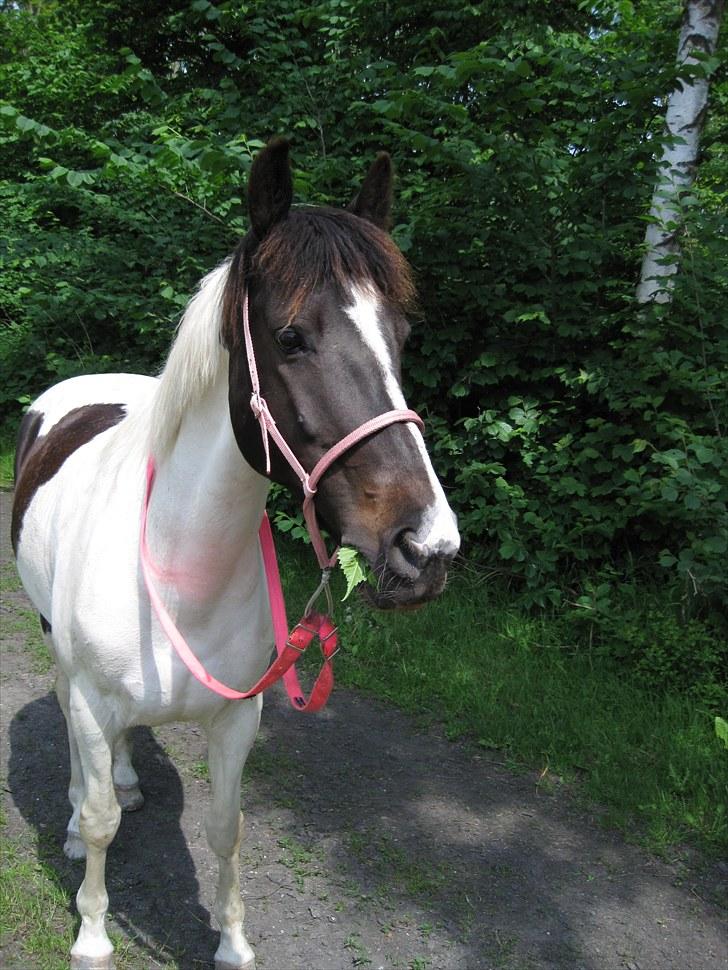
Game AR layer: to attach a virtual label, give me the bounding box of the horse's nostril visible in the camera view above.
[386,529,429,580]
[397,530,429,567]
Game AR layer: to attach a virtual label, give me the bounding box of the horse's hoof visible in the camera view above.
[215,959,255,970]
[115,783,144,812]
[63,832,86,861]
[70,954,115,970]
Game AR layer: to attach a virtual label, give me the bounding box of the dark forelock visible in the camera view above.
[222,207,415,345]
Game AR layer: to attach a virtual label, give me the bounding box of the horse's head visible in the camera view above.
[223,139,459,609]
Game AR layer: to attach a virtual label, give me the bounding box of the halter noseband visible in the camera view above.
[242,287,424,569]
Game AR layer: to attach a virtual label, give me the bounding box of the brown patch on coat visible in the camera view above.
[14,410,44,483]
[11,403,126,553]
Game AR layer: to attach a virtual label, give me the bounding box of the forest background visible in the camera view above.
[1,0,727,849]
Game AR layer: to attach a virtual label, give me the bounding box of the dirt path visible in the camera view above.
[1,491,726,970]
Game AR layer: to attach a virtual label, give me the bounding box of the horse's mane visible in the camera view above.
[143,260,229,459]
[221,207,415,345]
[144,207,415,458]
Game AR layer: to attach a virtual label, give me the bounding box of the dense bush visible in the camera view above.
[564,580,727,706]
[1,0,726,638]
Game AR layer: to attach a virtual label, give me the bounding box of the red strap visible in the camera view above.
[279,612,338,713]
[141,458,336,710]
[258,513,337,711]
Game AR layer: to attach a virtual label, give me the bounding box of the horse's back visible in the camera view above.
[18,373,157,452]
[12,372,158,619]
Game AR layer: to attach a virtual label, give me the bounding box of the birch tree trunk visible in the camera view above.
[636,0,724,304]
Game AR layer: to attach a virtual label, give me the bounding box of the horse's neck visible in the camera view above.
[147,372,270,600]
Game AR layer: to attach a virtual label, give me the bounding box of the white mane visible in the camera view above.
[146,259,231,458]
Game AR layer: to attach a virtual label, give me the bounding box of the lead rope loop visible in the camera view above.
[305,568,334,618]
[249,391,272,475]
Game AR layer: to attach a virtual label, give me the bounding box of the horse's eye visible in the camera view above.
[275,327,305,355]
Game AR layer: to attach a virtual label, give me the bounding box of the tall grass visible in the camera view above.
[278,542,728,855]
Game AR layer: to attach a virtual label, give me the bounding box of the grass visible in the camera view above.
[0,566,79,970]
[0,562,52,674]
[276,835,323,891]
[0,801,75,970]
[0,818,176,970]
[343,932,372,967]
[0,560,21,595]
[0,435,14,490]
[345,829,448,899]
[277,538,728,857]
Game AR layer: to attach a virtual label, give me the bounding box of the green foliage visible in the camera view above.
[580,603,726,702]
[375,2,728,610]
[716,717,728,750]
[338,546,369,601]
[1,0,726,631]
[0,438,14,490]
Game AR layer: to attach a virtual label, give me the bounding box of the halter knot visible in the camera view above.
[250,391,272,474]
[250,391,262,417]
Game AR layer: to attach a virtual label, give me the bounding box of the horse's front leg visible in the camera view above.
[205,696,261,970]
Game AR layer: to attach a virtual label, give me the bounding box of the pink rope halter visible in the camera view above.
[141,286,424,710]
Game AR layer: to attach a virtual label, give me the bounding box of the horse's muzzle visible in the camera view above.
[362,531,455,609]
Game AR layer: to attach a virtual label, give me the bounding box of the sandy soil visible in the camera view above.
[1,490,726,970]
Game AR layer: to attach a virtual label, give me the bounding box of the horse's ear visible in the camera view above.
[247,137,293,240]
[348,152,393,231]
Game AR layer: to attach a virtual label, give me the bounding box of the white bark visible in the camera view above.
[636,0,724,304]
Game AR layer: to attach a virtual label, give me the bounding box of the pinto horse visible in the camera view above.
[11,139,460,970]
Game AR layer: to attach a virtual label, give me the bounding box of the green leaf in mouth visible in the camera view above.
[337,546,370,601]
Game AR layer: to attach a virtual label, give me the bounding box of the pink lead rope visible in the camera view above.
[141,287,424,711]
[141,458,337,710]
